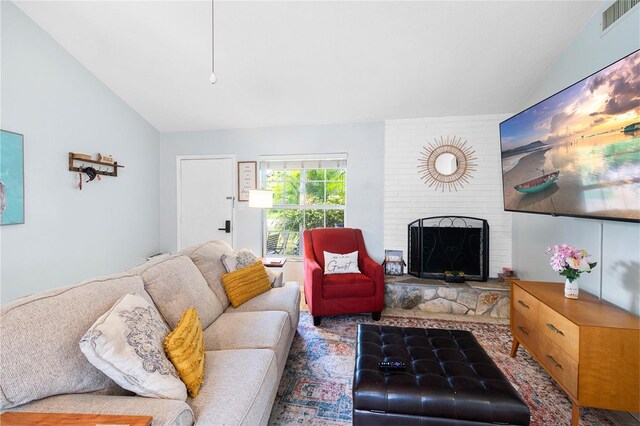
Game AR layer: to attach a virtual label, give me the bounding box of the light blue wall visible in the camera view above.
[512,2,640,314]
[0,2,161,302]
[159,123,385,260]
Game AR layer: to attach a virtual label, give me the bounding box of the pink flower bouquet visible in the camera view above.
[546,244,597,283]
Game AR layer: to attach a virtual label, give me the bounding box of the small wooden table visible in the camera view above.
[0,412,152,426]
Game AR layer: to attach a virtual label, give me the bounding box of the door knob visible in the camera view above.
[218,220,231,233]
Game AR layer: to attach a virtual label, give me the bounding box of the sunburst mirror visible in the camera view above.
[418,136,477,191]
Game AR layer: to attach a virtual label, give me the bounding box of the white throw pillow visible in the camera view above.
[221,248,277,284]
[323,251,361,275]
[79,293,187,401]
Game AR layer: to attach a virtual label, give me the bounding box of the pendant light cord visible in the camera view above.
[209,0,217,83]
[211,0,216,73]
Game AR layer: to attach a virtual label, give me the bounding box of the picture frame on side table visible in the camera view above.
[0,130,25,225]
[238,161,257,202]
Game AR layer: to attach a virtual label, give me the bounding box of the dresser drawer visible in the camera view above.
[512,285,539,322]
[537,333,578,398]
[512,309,538,352]
[538,303,580,360]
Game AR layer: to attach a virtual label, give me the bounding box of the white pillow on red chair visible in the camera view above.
[323,251,361,274]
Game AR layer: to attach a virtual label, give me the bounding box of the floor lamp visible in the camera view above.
[248,190,273,256]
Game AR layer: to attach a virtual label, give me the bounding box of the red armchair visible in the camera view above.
[303,227,384,326]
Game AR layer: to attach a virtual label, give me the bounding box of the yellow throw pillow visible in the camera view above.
[164,307,205,398]
[221,261,271,308]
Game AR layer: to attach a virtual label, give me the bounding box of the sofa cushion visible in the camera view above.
[165,308,206,398]
[221,261,272,308]
[11,394,194,426]
[128,255,223,329]
[188,349,278,426]
[0,273,148,409]
[180,240,235,309]
[80,293,187,401]
[272,270,284,288]
[203,311,290,373]
[323,273,375,299]
[225,282,300,332]
[221,248,278,284]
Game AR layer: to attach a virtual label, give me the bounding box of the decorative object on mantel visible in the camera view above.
[382,249,405,276]
[444,270,465,283]
[497,267,518,282]
[418,136,477,191]
[546,243,597,299]
[0,130,25,225]
[68,152,124,190]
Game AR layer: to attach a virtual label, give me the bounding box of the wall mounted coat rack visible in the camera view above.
[68,152,124,177]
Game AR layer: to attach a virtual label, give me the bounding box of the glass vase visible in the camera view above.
[564,277,579,299]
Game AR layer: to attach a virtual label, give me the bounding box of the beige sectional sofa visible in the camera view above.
[0,240,300,425]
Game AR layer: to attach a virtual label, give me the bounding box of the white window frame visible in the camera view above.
[258,153,348,257]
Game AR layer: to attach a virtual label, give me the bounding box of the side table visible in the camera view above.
[262,257,286,267]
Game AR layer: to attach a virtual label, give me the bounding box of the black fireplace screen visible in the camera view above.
[408,216,489,281]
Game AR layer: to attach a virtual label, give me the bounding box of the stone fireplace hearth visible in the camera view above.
[384,274,510,319]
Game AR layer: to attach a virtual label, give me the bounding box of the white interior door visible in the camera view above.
[178,156,235,251]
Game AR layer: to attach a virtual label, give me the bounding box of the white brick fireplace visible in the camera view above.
[384,114,513,278]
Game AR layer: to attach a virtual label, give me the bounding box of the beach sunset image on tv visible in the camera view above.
[500,50,640,222]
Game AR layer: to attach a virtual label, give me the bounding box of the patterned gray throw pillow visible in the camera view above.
[221,248,277,284]
[79,293,187,400]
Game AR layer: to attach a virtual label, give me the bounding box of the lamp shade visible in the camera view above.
[248,190,273,208]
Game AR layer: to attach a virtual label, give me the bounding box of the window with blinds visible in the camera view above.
[259,154,347,256]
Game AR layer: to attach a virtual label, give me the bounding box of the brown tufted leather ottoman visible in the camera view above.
[353,324,530,425]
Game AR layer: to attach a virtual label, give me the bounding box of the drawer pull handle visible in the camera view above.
[546,354,563,369]
[546,323,564,336]
[517,300,530,309]
[517,326,529,336]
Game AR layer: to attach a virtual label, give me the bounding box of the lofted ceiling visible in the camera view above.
[15,1,600,132]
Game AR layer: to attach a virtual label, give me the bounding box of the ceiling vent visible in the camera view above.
[602,0,639,32]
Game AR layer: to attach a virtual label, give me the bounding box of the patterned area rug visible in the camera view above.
[268,311,615,426]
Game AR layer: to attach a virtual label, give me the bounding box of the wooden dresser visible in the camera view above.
[510,280,640,426]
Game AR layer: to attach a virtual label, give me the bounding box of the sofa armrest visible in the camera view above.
[271,270,284,288]
[303,257,324,313]
[10,394,194,426]
[302,230,325,315]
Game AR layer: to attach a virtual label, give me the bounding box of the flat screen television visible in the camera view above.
[499,49,640,223]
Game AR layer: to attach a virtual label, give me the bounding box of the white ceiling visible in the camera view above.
[15,1,600,132]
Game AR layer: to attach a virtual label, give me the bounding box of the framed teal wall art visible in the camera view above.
[0,130,25,225]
